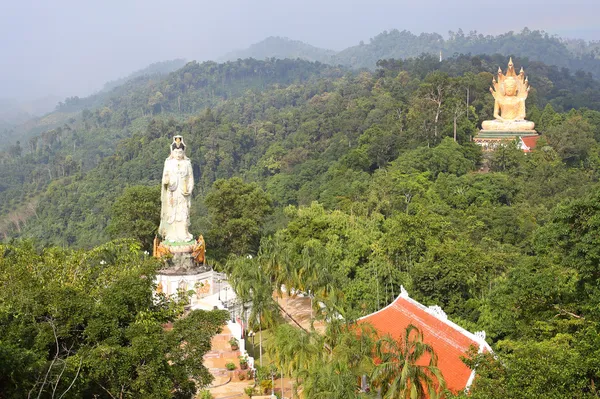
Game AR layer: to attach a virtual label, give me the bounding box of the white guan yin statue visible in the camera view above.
[158,135,194,243]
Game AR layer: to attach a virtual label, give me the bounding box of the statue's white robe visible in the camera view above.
[158,155,194,242]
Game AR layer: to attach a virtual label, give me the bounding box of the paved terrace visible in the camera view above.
[194,289,320,398]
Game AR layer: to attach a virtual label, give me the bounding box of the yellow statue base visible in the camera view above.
[481,119,536,132]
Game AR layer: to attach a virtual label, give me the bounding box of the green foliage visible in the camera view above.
[0,240,229,398]
[539,103,564,131]
[204,177,273,261]
[198,390,214,399]
[488,140,526,173]
[462,333,599,398]
[3,52,600,397]
[536,190,600,318]
[226,362,236,371]
[544,113,597,165]
[244,385,255,397]
[107,184,161,251]
[358,125,401,170]
[372,325,446,399]
[259,378,273,394]
[391,138,479,178]
[302,358,365,399]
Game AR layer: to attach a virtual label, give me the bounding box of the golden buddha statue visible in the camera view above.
[481,58,536,132]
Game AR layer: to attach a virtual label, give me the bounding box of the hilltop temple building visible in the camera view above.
[359,287,492,394]
[474,58,539,151]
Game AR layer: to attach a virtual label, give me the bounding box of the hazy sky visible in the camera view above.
[1,0,599,101]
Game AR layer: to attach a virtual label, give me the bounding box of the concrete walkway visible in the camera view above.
[203,325,255,398]
[198,290,320,398]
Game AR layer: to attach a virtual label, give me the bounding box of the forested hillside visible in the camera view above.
[2,54,600,396]
[220,36,336,64]
[3,54,599,245]
[0,58,341,242]
[224,29,600,79]
[100,58,188,93]
[0,60,189,152]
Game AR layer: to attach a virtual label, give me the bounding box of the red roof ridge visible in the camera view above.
[359,286,493,392]
[359,287,491,352]
[390,302,473,353]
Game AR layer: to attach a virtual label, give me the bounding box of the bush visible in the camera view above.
[255,364,278,382]
[226,362,237,371]
[239,354,249,369]
[199,390,213,399]
[235,369,247,380]
[260,379,273,394]
[244,386,255,398]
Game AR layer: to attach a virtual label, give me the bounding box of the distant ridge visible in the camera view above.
[100,59,188,92]
[0,59,188,149]
[0,95,62,126]
[220,36,336,63]
[222,28,600,78]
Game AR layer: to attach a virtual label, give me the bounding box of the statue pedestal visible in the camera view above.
[481,119,535,132]
[154,238,214,306]
[474,129,538,152]
[155,269,226,307]
[155,239,210,275]
[159,251,211,275]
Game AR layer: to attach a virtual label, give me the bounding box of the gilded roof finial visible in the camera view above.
[506,58,517,77]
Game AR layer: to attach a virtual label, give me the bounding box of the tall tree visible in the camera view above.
[544,114,596,165]
[227,256,279,367]
[0,240,229,398]
[107,185,161,251]
[204,177,273,261]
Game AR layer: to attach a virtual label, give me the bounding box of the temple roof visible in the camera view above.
[520,135,540,152]
[358,287,492,393]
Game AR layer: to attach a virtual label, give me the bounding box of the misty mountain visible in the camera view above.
[220,36,336,64]
[54,59,190,114]
[0,58,343,243]
[226,28,600,78]
[0,95,62,125]
[100,59,188,92]
[0,60,192,149]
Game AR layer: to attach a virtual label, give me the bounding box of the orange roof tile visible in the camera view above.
[520,135,540,152]
[359,289,491,394]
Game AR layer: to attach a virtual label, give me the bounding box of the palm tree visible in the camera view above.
[268,325,295,397]
[302,359,366,399]
[314,288,357,350]
[260,236,295,294]
[331,322,377,381]
[269,324,318,398]
[228,256,278,367]
[253,238,313,333]
[297,245,337,298]
[371,324,446,399]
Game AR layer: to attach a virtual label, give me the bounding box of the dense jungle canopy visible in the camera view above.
[2,44,600,397]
